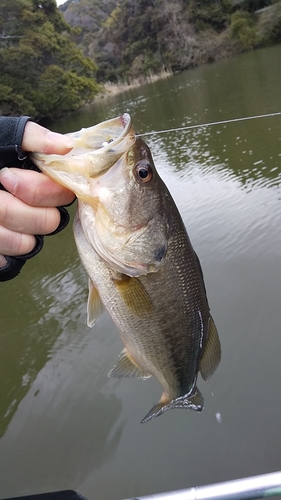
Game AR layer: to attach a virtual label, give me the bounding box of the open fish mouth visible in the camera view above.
[65,112,133,157]
[30,113,136,196]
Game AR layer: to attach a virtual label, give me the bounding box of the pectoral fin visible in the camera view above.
[87,279,104,327]
[108,348,152,379]
[199,315,221,381]
[114,275,153,316]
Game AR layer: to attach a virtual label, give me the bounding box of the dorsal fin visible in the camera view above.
[199,315,221,381]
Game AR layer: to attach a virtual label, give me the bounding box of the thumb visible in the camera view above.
[22,121,74,155]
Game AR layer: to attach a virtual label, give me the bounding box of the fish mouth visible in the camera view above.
[66,113,132,157]
[30,113,136,197]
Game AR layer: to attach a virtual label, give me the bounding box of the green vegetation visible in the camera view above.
[0,0,100,119]
[230,10,258,49]
[62,0,281,84]
[1,0,281,120]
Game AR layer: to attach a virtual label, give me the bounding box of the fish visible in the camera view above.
[31,113,221,423]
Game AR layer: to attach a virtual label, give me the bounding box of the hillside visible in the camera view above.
[60,0,281,83]
[1,0,280,120]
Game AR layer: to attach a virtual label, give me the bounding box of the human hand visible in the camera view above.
[0,121,75,272]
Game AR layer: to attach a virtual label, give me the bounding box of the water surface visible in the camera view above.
[1,45,281,499]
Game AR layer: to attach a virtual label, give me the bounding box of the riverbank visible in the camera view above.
[96,68,173,100]
[92,2,281,103]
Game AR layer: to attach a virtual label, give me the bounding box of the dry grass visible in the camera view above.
[96,68,173,100]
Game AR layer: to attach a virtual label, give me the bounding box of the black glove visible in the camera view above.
[0,116,31,169]
[0,116,72,282]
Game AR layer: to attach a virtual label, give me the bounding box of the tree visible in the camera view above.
[57,0,281,84]
[230,10,258,49]
[0,0,101,120]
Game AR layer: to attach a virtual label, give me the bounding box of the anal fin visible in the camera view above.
[108,348,152,379]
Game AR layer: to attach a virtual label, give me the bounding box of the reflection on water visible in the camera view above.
[0,225,83,437]
[0,323,124,491]
[1,44,281,499]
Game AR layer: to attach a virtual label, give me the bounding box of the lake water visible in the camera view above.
[1,44,281,499]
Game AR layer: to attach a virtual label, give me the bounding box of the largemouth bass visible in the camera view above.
[31,114,221,423]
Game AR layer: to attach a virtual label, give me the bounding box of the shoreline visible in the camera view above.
[95,69,173,100]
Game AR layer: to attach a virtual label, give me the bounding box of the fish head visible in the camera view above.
[80,136,170,276]
[31,113,170,277]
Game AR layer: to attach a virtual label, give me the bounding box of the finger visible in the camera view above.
[0,225,36,257]
[0,191,61,235]
[0,255,8,268]
[22,121,74,154]
[0,168,75,207]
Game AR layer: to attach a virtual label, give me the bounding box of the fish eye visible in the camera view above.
[135,162,153,183]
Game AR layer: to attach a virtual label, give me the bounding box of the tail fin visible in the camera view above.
[141,387,204,424]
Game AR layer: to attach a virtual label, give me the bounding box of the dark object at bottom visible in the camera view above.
[1,491,88,500]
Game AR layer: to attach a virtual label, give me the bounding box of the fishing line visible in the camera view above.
[138,111,281,137]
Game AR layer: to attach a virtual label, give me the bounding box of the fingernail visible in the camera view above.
[47,131,74,149]
[0,168,18,193]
